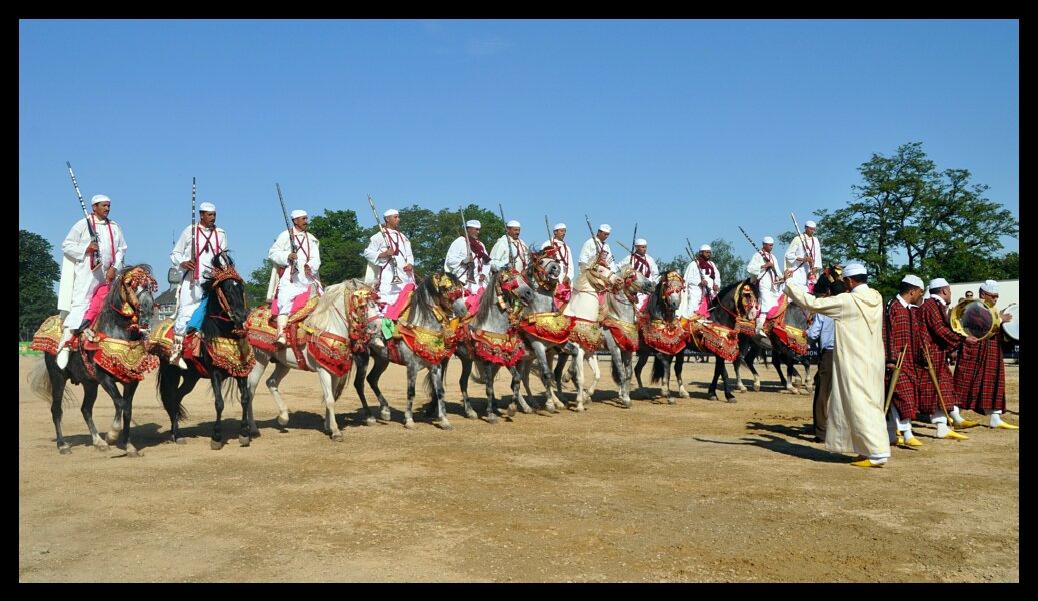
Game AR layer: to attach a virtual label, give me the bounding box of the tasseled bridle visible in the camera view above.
[205,265,246,334]
[115,267,159,332]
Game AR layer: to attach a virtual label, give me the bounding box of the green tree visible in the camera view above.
[400,204,505,278]
[20,230,61,340]
[656,238,744,286]
[308,209,369,284]
[244,258,274,309]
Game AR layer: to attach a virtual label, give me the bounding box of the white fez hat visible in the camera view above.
[466,219,481,228]
[805,220,817,228]
[91,194,110,205]
[928,278,949,290]
[290,210,307,219]
[980,279,999,294]
[700,244,711,252]
[762,236,775,244]
[384,209,399,217]
[553,223,567,231]
[598,224,612,233]
[199,202,216,212]
[901,274,924,289]
[507,220,521,228]
[843,263,867,277]
[634,238,647,246]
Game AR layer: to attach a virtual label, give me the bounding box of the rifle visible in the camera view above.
[498,203,514,265]
[629,223,638,266]
[738,225,781,285]
[65,161,102,271]
[790,212,812,275]
[275,183,299,282]
[186,177,197,283]
[368,195,403,285]
[459,206,476,285]
[584,215,607,267]
[544,215,553,249]
[686,237,709,297]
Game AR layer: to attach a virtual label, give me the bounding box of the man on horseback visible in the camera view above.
[490,220,531,272]
[784,220,822,292]
[541,223,574,309]
[579,224,618,275]
[169,201,227,367]
[679,244,721,320]
[619,238,659,309]
[267,209,322,346]
[362,207,415,310]
[747,235,783,335]
[56,194,127,369]
[445,219,491,297]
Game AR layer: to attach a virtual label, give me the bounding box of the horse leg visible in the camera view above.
[431,364,452,430]
[771,349,791,393]
[166,367,200,444]
[47,359,72,454]
[608,339,632,408]
[366,353,393,422]
[353,353,377,426]
[718,355,736,402]
[483,364,498,422]
[506,365,521,418]
[245,355,268,436]
[733,343,748,392]
[513,359,534,414]
[743,340,761,391]
[99,374,139,457]
[676,353,689,398]
[80,381,108,451]
[403,358,418,429]
[555,351,572,387]
[264,361,293,426]
[663,355,677,404]
[236,376,253,447]
[318,368,343,441]
[534,343,561,413]
[459,354,478,420]
[210,372,226,450]
[587,350,601,397]
[633,349,649,398]
[572,346,587,411]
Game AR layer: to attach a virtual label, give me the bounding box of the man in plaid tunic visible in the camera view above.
[883,275,926,447]
[916,277,975,439]
[953,280,1018,430]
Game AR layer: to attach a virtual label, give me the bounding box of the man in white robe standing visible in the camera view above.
[747,236,784,334]
[362,208,415,311]
[169,201,227,367]
[784,220,823,292]
[444,219,491,297]
[678,244,721,320]
[56,194,127,369]
[267,209,321,345]
[490,220,531,272]
[784,262,891,468]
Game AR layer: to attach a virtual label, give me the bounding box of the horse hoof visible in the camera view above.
[736,385,747,392]
[708,394,719,401]
[239,436,251,447]
[797,388,809,396]
[667,398,677,405]
[105,431,119,444]
[726,397,738,403]
[365,416,377,426]
[380,409,392,422]
[780,389,794,395]
[521,406,533,415]
[679,390,690,399]
[435,420,453,431]
[94,441,109,451]
[330,432,344,442]
[508,404,517,417]
[404,419,416,430]
[250,429,262,438]
[125,444,142,458]
[210,440,224,450]
[58,445,72,455]
[572,404,585,412]
[485,413,499,424]
[175,437,188,445]
[465,410,478,420]
[276,413,290,427]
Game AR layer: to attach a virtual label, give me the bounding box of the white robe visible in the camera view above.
[785,281,890,460]
[540,238,574,282]
[59,217,127,328]
[784,234,823,289]
[578,237,617,276]
[747,250,784,314]
[267,228,321,314]
[362,227,415,308]
[677,259,721,319]
[490,235,531,272]
[444,236,490,295]
[170,224,228,334]
[619,253,659,308]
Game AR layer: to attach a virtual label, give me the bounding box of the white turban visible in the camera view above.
[762,236,775,244]
[199,202,216,212]
[843,263,867,277]
[634,238,647,246]
[466,219,481,229]
[598,224,612,233]
[553,223,567,231]
[383,209,399,218]
[506,220,521,228]
[980,279,999,294]
[901,274,924,289]
[805,220,817,229]
[290,210,307,219]
[91,194,110,205]
[699,244,711,252]
[928,278,949,290]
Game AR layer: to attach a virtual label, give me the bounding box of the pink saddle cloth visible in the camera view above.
[271,288,311,316]
[384,282,416,321]
[696,295,711,318]
[464,287,486,316]
[766,294,787,319]
[83,283,111,323]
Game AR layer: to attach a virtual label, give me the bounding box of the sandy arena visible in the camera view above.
[18,355,1019,582]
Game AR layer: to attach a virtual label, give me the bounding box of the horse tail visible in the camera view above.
[29,356,77,408]
[219,377,241,407]
[155,365,190,421]
[423,369,435,399]
[332,362,354,401]
[650,354,665,384]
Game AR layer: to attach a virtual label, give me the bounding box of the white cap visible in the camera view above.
[980,279,999,294]
[290,209,307,219]
[598,224,612,233]
[805,220,817,228]
[383,209,399,218]
[843,263,867,277]
[699,244,711,252]
[634,238,647,246]
[928,278,949,290]
[901,274,924,289]
[762,236,775,244]
[199,202,216,212]
[506,220,521,228]
[466,219,481,229]
[91,194,110,205]
[553,222,567,231]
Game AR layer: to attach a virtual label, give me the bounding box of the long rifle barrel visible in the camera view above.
[65,161,102,269]
[275,183,299,281]
[368,194,402,284]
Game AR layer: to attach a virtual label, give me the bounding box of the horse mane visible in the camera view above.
[304,281,354,332]
[408,273,443,327]
[94,263,153,336]
[473,270,504,324]
[200,250,233,298]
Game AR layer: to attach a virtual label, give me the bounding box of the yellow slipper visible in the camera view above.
[955,419,980,429]
[939,429,969,440]
[896,434,904,446]
[850,459,883,468]
[995,421,1019,430]
[904,436,924,447]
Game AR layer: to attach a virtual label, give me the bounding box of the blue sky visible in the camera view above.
[20,19,1018,286]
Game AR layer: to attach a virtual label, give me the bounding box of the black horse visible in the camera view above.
[30,265,158,456]
[693,277,762,402]
[155,251,254,449]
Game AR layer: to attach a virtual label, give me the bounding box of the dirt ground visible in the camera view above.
[18,355,1019,582]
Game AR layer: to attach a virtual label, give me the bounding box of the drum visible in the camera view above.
[1001,303,1019,341]
[950,299,1000,341]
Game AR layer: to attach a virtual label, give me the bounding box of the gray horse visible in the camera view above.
[512,251,570,412]
[632,270,691,402]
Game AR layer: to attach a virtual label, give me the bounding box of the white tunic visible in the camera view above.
[490,235,531,272]
[362,227,415,308]
[618,253,659,284]
[578,237,617,275]
[59,216,127,328]
[784,234,823,288]
[444,236,490,294]
[785,281,890,460]
[267,228,321,314]
[170,224,228,333]
[677,259,721,319]
[747,250,784,314]
[540,238,575,282]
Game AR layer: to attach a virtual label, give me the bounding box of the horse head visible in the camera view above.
[115,265,159,333]
[203,251,248,331]
[655,270,685,316]
[528,248,562,291]
[428,271,465,315]
[584,263,622,294]
[494,266,535,306]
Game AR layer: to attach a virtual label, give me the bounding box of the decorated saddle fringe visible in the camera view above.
[735,317,757,337]
[470,328,526,367]
[206,337,256,377]
[569,318,604,353]
[639,316,687,356]
[93,336,160,382]
[396,318,465,365]
[245,306,279,353]
[519,311,575,345]
[601,318,638,352]
[685,318,740,362]
[771,323,809,357]
[30,315,64,355]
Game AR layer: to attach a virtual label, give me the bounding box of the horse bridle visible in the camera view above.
[115,267,159,331]
[206,265,246,330]
[527,252,559,293]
